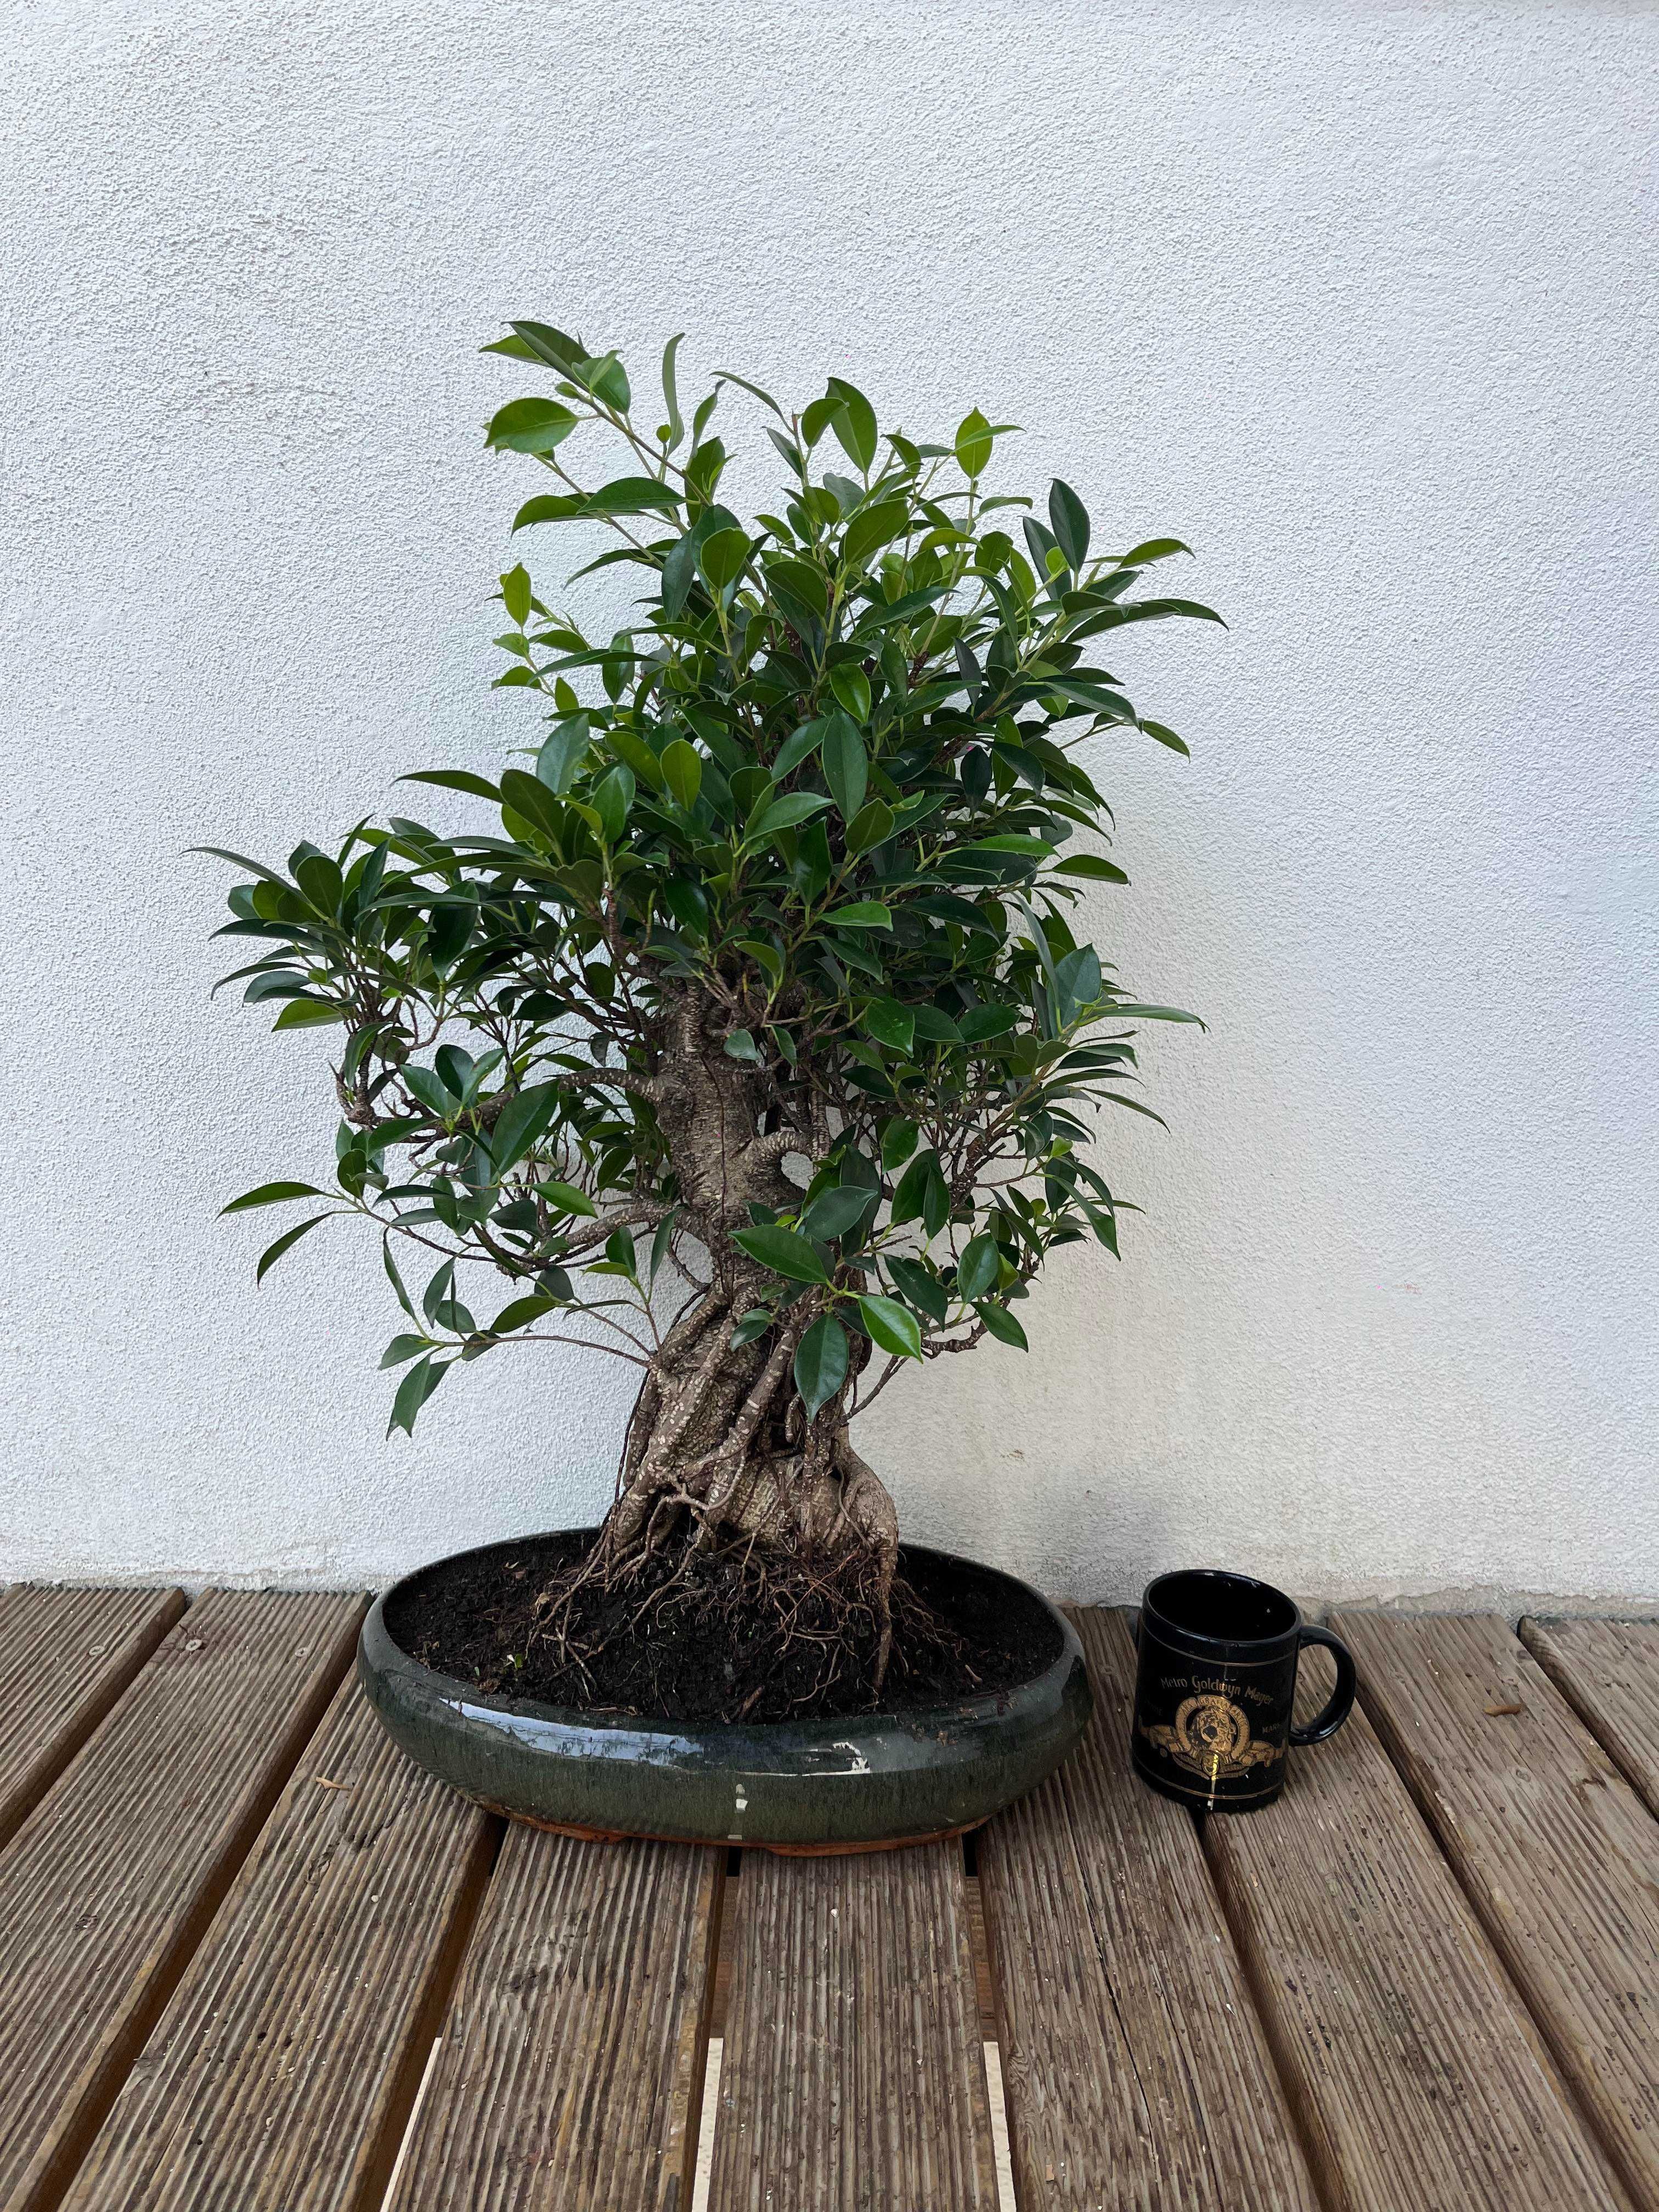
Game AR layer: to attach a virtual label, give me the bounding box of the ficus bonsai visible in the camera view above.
[205,319,1215,1710]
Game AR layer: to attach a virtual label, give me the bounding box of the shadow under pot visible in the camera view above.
[1130,1567,1356,1812]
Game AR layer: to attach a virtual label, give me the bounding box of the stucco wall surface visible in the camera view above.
[1,1,1655,1605]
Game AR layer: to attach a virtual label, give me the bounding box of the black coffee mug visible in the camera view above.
[1131,1568,1357,1812]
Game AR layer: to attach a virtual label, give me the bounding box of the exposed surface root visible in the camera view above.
[388,1528,1062,1726]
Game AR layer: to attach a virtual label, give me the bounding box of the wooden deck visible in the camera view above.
[1,1587,1656,2210]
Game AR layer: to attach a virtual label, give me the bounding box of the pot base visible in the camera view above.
[477,1799,988,1857]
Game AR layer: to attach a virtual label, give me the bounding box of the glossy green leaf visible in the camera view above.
[863,999,915,1054]
[880,1118,918,1171]
[256,1211,332,1284]
[486,397,579,453]
[662,738,702,810]
[1052,854,1128,883]
[956,1233,1001,1301]
[752,792,831,838]
[1102,1003,1207,1026]
[488,1081,561,1169]
[501,563,533,625]
[222,1181,328,1214]
[501,767,566,836]
[1139,719,1191,757]
[843,799,894,855]
[591,763,635,843]
[1048,478,1090,571]
[800,1184,876,1242]
[489,1294,559,1334]
[387,1354,447,1437]
[827,379,878,472]
[828,664,872,722]
[842,500,907,567]
[974,1299,1029,1350]
[1118,537,1192,565]
[821,713,867,821]
[380,1333,432,1368]
[888,1256,949,1323]
[399,768,502,803]
[538,1177,599,1217]
[794,1312,849,1418]
[402,1065,457,1118]
[732,1223,832,1285]
[857,1293,922,1359]
[537,718,591,794]
[698,526,751,591]
[955,408,993,478]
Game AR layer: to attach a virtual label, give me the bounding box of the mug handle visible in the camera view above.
[1288,1624,1357,1746]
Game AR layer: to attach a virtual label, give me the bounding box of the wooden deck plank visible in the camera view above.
[0,1584,187,1852]
[978,1606,1320,2211]
[708,1840,997,2212]
[59,1677,494,2212]
[1205,1635,1627,2212]
[1339,1609,1659,2211]
[0,1588,363,2212]
[387,1826,722,2212]
[1520,1615,1659,1819]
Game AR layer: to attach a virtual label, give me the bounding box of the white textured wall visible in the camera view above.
[2,1,1655,1606]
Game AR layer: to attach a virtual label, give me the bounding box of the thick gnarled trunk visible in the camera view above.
[600,1285,900,1677]
[549,986,901,1686]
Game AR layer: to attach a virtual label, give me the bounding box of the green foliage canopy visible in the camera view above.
[206,320,1216,1437]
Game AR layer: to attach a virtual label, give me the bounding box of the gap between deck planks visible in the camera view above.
[385,1822,723,2212]
[1206,1632,1630,2212]
[708,1839,999,2212]
[1521,1616,1659,1822]
[0,1584,186,1853]
[1341,1609,1659,2212]
[7,1589,1659,2212]
[58,1673,498,2212]
[979,1606,1319,2211]
[0,1588,364,2212]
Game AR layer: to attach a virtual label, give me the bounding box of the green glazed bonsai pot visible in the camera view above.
[358,1531,1092,1853]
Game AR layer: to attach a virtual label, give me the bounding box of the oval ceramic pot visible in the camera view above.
[358,1530,1092,1853]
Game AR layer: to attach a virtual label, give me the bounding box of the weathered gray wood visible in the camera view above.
[1206,1633,1626,2212]
[708,1840,997,2212]
[1340,1609,1659,2211]
[0,1584,186,1852]
[59,1677,494,2212]
[0,1589,363,2212]
[979,1606,1320,2210]
[1521,1615,1659,1819]
[388,1826,722,2212]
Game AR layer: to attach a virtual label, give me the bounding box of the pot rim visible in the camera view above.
[368,1526,1081,1745]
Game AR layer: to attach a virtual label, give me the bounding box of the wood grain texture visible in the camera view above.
[1520,1615,1659,1819]
[708,1841,997,2212]
[59,1677,494,2212]
[0,1584,186,1853]
[978,1606,1319,2212]
[0,1588,363,2212]
[387,1826,722,2212]
[1205,1635,1626,2212]
[1339,1609,1659,2211]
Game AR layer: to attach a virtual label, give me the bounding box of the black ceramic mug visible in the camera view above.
[1131,1568,1357,1812]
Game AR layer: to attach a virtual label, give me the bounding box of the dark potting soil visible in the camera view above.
[383,1528,1064,1725]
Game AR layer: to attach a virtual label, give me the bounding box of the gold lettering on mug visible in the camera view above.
[1140,1694,1284,1781]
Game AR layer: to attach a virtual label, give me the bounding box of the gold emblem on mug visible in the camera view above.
[1140,1692,1283,1781]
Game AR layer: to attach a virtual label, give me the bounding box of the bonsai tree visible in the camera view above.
[205,320,1214,1704]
